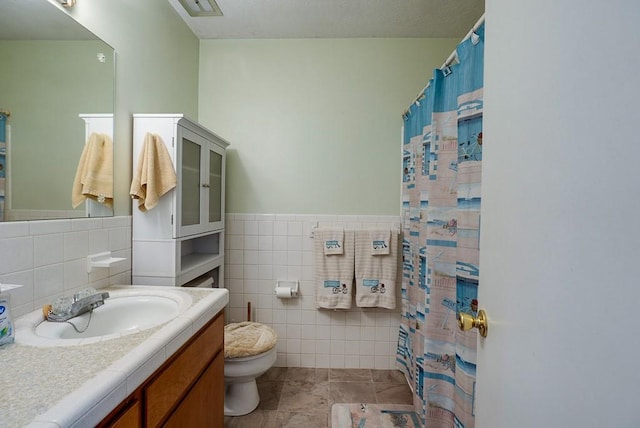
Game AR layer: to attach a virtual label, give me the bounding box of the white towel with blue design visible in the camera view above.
[314,230,354,309]
[322,229,344,255]
[369,229,390,255]
[355,229,399,309]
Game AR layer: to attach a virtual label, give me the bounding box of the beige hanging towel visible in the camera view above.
[369,229,391,255]
[71,132,113,208]
[322,228,344,255]
[314,229,355,309]
[355,229,399,309]
[130,133,176,212]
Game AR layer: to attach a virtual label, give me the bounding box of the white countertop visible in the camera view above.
[0,285,228,428]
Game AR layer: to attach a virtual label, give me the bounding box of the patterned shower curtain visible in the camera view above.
[396,23,484,428]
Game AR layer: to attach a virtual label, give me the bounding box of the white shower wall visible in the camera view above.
[224,213,402,369]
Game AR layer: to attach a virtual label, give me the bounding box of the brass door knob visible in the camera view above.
[457,309,488,338]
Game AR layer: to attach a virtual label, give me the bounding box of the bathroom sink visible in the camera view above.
[15,288,193,346]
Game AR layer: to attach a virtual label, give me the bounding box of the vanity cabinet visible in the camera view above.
[132,114,229,287]
[106,399,141,427]
[100,312,224,428]
[163,353,224,427]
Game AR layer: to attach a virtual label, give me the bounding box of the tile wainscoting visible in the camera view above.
[224,214,402,370]
[0,213,402,370]
[0,216,132,318]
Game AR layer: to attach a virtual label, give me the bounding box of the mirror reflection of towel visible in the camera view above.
[71,133,113,208]
[129,133,177,212]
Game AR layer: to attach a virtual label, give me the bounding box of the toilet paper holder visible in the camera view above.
[274,280,299,298]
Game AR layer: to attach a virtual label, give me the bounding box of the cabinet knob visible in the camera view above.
[202,183,210,188]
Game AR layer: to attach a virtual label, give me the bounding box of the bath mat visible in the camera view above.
[331,403,420,428]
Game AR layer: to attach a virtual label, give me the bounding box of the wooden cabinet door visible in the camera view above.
[145,314,223,427]
[100,398,141,428]
[163,352,224,428]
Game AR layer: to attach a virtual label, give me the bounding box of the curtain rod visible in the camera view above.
[441,12,485,69]
[404,13,486,116]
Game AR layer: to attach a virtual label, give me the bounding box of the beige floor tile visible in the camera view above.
[374,383,414,404]
[257,380,284,410]
[274,411,330,428]
[278,380,330,413]
[232,366,414,427]
[329,381,377,404]
[224,410,277,428]
[286,367,329,382]
[371,369,407,384]
[329,368,372,382]
[259,366,288,382]
[315,368,329,381]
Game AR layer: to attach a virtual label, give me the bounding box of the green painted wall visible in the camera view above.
[0,40,113,211]
[198,38,458,215]
[30,1,459,217]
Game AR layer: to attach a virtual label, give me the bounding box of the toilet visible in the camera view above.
[223,321,278,416]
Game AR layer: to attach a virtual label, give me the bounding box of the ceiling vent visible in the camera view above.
[177,0,223,17]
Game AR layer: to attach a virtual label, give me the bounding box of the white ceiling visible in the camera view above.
[0,1,485,41]
[167,0,485,39]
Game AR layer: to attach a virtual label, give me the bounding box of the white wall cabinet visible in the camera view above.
[132,114,229,287]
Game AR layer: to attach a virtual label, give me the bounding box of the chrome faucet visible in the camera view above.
[47,291,110,322]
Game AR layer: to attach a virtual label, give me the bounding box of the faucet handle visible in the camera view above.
[51,296,73,315]
[73,287,98,302]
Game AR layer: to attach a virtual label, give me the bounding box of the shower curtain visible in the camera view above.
[396,23,484,428]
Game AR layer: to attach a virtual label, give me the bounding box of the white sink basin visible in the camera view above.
[15,288,193,346]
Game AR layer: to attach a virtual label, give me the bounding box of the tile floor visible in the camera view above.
[223,367,413,428]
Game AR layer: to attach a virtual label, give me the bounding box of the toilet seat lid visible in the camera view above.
[224,321,278,359]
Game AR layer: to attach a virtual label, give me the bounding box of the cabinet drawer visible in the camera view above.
[163,352,224,428]
[109,399,141,428]
[98,397,141,428]
[145,313,223,427]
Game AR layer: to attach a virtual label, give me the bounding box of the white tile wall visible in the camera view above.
[224,213,402,370]
[1,213,401,369]
[0,216,132,317]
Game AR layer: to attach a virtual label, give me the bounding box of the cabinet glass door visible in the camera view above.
[176,124,208,238]
[175,122,226,238]
[181,137,201,228]
[208,148,223,224]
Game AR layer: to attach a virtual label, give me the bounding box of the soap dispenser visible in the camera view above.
[0,283,22,346]
[0,291,15,346]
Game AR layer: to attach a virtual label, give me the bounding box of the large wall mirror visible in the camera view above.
[0,0,115,221]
